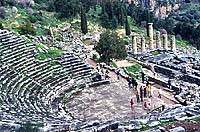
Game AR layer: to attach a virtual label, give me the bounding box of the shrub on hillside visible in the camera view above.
[26,8,33,15]
[28,13,43,23]
[18,20,36,36]
[0,0,5,6]
[0,23,4,29]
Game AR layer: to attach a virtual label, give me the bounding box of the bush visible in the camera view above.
[0,7,6,19]
[26,8,33,15]
[28,13,43,23]
[0,0,5,6]
[18,20,36,35]
[6,0,18,6]
[0,22,4,29]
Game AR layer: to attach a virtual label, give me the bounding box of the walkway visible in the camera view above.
[66,59,177,122]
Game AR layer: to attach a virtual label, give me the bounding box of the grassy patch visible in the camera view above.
[150,50,161,56]
[124,64,141,79]
[111,61,118,68]
[36,52,46,60]
[47,48,62,59]
[176,40,189,48]
[125,64,141,73]
[35,43,62,61]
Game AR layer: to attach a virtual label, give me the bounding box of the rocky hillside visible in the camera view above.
[127,0,199,18]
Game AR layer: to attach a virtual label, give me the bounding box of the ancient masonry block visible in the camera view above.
[148,23,154,50]
[141,37,146,53]
[132,34,137,54]
[171,35,176,52]
[163,33,168,50]
[156,31,161,49]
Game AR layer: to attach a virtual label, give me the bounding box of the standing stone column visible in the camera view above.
[132,34,137,54]
[171,35,176,52]
[141,37,146,53]
[163,33,168,50]
[156,31,161,49]
[148,23,154,50]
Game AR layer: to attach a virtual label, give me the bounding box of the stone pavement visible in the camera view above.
[67,60,177,122]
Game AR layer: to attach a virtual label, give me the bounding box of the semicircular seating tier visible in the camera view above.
[0,30,92,131]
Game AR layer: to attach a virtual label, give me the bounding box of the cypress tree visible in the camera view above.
[125,15,131,36]
[0,0,5,6]
[119,4,125,26]
[145,10,151,37]
[81,5,88,34]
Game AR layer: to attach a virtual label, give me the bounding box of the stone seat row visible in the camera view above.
[0,29,93,131]
[0,66,72,125]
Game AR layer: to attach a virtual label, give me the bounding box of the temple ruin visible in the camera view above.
[132,23,177,54]
[148,23,154,50]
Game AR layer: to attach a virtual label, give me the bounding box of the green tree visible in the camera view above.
[105,0,113,19]
[100,12,117,29]
[54,0,80,18]
[111,16,118,29]
[119,4,126,26]
[194,25,200,50]
[165,18,175,34]
[0,0,5,6]
[19,20,36,36]
[174,22,194,40]
[95,30,127,63]
[0,22,3,29]
[145,10,151,37]
[125,15,131,36]
[100,12,109,28]
[81,5,88,34]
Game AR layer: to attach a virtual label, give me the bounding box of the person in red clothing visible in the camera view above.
[144,101,147,109]
[130,99,134,111]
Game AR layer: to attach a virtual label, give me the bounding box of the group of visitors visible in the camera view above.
[129,70,156,111]
[126,77,138,89]
[95,63,111,80]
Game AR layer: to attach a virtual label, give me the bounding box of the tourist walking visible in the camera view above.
[130,99,134,111]
[136,92,140,103]
[146,77,149,86]
[141,70,145,83]
[96,64,100,72]
[101,69,104,75]
[144,101,147,109]
[161,104,165,111]
[106,69,109,74]
[127,77,132,88]
[158,88,161,98]
[116,69,120,80]
[146,85,151,98]
[135,81,138,90]
[140,86,143,102]
[131,78,136,88]
[168,79,171,89]
[144,86,147,98]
